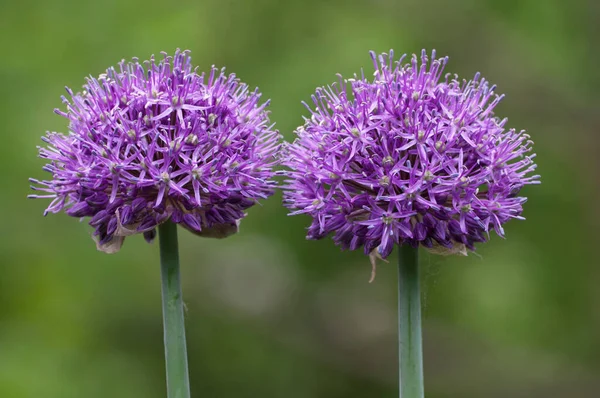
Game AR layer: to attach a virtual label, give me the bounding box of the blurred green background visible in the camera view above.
[1,0,598,397]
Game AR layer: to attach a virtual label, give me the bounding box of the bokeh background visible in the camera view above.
[1,0,599,397]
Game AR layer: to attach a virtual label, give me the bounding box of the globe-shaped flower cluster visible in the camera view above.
[283,50,539,259]
[30,50,280,253]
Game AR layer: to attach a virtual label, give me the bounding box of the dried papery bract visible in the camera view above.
[30,50,281,252]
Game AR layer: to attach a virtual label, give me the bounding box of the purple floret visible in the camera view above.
[282,50,539,260]
[30,50,281,253]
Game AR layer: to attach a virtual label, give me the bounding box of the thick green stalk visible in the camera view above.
[398,245,424,398]
[158,222,191,398]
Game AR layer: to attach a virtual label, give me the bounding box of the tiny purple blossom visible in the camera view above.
[282,50,539,263]
[30,50,280,253]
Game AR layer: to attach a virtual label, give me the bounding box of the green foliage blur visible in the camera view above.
[1,0,598,397]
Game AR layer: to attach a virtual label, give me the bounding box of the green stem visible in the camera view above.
[159,222,191,398]
[398,245,424,398]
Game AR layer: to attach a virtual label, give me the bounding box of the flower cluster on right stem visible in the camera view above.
[282,50,540,259]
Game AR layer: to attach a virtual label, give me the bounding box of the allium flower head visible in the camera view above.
[283,50,539,261]
[30,50,280,253]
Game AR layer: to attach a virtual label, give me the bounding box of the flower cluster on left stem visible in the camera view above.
[30,50,281,252]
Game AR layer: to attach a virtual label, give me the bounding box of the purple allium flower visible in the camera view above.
[30,50,280,253]
[282,50,539,263]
